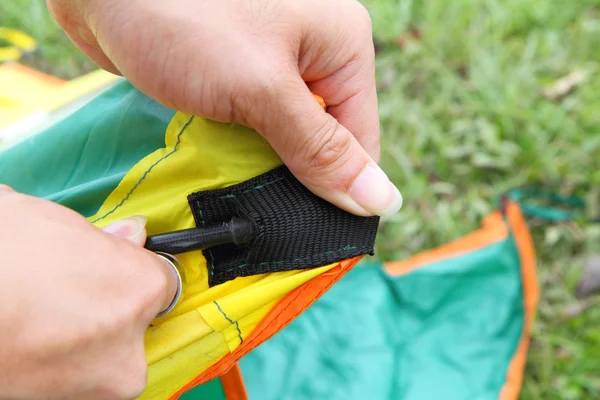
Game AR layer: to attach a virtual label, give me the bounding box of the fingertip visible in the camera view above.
[70,35,122,76]
[103,215,148,245]
[259,76,397,219]
[348,163,403,219]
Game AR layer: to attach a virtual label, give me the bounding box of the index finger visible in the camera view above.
[305,31,380,161]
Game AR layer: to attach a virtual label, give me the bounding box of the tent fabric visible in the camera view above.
[179,365,247,400]
[0,77,365,399]
[240,202,538,400]
[0,67,538,400]
[0,80,174,216]
[0,63,120,149]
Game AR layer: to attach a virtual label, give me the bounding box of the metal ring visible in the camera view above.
[154,252,183,318]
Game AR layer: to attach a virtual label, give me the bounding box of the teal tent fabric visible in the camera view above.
[0,72,535,400]
[240,235,525,400]
[0,80,175,217]
[179,378,226,400]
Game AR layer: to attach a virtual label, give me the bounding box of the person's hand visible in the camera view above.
[47,0,403,218]
[0,185,178,399]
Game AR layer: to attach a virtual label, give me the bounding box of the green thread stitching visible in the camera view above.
[197,207,205,225]
[214,301,243,344]
[223,245,364,272]
[202,175,365,278]
[216,178,284,199]
[92,115,195,223]
[195,200,217,277]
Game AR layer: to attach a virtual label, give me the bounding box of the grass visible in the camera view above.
[0,0,95,78]
[2,0,600,398]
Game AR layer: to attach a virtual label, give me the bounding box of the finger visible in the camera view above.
[68,35,121,75]
[253,73,402,218]
[102,215,147,246]
[117,250,180,326]
[101,217,179,319]
[46,0,121,75]
[0,184,15,194]
[307,57,380,161]
[152,254,181,316]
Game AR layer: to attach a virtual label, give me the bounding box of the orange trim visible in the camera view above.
[499,202,539,400]
[313,94,326,111]
[0,63,66,86]
[170,256,362,398]
[385,210,509,276]
[221,364,248,400]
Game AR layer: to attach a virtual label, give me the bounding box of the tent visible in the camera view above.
[0,55,538,400]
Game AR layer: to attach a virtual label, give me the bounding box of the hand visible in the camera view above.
[0,186,178,399]
[47,0,403,218]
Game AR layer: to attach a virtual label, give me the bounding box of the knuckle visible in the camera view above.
[137,257,169,310]
[296,119,354,181]
[110,252,168,324]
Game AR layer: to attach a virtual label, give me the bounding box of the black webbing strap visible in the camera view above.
[188,166,380,286]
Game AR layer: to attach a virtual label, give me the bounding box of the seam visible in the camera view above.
[172,257,360,395]
[385,236,508,277]
[192,168,375,284]
[195,200,217,278]
[223,245,365,273]
[92,115,194,224]
[214,301,244,344]
[226,259,358,354]
[216,178,284,199]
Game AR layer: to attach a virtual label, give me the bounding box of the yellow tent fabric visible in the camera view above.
[0,59,358,399]
[0,63,119,150]
[88,112,343,399]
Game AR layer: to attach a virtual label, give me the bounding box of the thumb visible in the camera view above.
[102,216,180,317]
[102,215,148,246]
[0,185,15,196]
[253,77,402,218]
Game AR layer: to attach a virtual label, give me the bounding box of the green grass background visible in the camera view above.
[2,0,600,398]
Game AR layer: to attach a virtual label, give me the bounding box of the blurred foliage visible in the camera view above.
[364,1,600,398]
[2,0,600,398]
[0,0,95,78]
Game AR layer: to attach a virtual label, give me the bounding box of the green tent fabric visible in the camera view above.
[179,378,226,400]
[240,237,528,400]
[0,80,174,217]
[0,77,536,400]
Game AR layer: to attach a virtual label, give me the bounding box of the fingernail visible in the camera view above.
[349,164,403,218]
[103,215,147,239]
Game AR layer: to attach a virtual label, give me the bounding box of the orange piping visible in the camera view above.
[220,364,248,400]
[499,202,539,400]
[385,210,509,276]
[170,255,362,398]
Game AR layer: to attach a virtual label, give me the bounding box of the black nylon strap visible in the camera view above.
[188,166,380,286]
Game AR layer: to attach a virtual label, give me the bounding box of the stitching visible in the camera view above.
[92,115,195,223]
[223,245,366,272]
[196,200,216,277]
[214,301,244,344]
[195,170,372,282]
[216,178,283,199]
[179,257,360,390]
[228,258,359,356]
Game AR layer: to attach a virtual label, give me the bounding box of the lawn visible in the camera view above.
[2,0,600,398]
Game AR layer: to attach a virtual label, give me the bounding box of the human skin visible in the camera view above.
[46,0,403,218]
[0,1,402,398]
[0,186,177,399]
